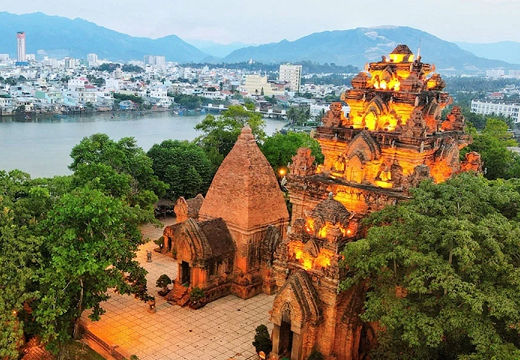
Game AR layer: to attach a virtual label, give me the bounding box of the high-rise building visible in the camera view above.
[144,55,166,66]
[155,56,166,66]
[279,63,302,92]
[64,57,76,69]
[16,32,26,63]
[87,53,98,66]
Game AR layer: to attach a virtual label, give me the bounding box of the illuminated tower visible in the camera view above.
[269,45,481,360]
[17,32,26,63]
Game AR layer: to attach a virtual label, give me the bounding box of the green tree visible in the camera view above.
[194,106,265,167]
[174,94,202,110]
[33,187,151,351]
[287,106,311,126]
[465,118,520,180]
[0,172,43,359]
[341,174,520,359]
[261,132,323,171]
[252,324,272,355]
[147,140,214,200]
[69,134,167,208]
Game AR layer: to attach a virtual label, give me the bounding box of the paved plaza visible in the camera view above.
[81,219,274,360]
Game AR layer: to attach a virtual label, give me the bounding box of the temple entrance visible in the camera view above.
[279,320,293,358]
[181,261,190,285]
[168,237,172,251]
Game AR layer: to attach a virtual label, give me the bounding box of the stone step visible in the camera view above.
[178,293,191,307]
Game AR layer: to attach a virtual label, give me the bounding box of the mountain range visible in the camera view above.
[0,12,518,72]
[455,41,520,65]
[0,12,206,63]
[223,26,519,71]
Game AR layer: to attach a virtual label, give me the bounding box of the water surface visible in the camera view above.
[0,112,287,178]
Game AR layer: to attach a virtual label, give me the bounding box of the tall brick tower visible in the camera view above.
[269,45,481,360]
[199,126,290,299]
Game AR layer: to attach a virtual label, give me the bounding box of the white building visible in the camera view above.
[68,77,89,90]
[144,55,166,66]
[147,86,170,107]
[87,53,98,67]
[0,54,9,64]
[16,32,26,63]
[0,96,13,112]
[486,69,505,79]
[105,78,122,91]
[279,64,302,92]
[64,57,76,70]
[471,100,520,123]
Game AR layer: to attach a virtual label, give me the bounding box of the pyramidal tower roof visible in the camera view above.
[199,126,289,230]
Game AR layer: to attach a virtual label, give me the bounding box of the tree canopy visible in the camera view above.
[1,134,161,357]
[260,131,323,171]
[147,140,214,200]
[69,133,167,208]
[464,118,520,180]
[341,174,520,359]
[194,105,266,168]
[33,187,150,351]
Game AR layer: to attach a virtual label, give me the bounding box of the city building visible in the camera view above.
[279,63,302,92]
[16,32,27,65]
[243,74,283,96]
[486,69,505,79]
[87,53,98,67]
[471,99,520,123]
[144,55,166,66]
[64,57,76,70]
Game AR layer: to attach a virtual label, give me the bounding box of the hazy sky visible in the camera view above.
[2,0,519,44]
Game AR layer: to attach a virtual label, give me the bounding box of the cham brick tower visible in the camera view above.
[268,45,481,360]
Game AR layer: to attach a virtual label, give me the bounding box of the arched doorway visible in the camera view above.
[279,307,293,357]
[181,261,191,285]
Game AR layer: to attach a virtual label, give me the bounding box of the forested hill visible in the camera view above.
[224,26,518,72]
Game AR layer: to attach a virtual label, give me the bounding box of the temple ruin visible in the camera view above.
[268,44,480,360]
[161,45,481,359]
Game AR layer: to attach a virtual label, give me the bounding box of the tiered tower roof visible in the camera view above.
[199,127,289,231]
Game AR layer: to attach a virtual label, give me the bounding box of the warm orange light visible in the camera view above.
[317,222,346,239]
[305,218,315,235]
[279,168,287,176]
[315,249,334,268]
[289,243,333,271]
[389,53,414,63]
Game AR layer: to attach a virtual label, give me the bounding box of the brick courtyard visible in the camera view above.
[81,219,274,360]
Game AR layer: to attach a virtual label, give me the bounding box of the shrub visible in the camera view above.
[252,324,272,355]
[189,287,205,302]
[154,236,164,247]
[156,274,172,292]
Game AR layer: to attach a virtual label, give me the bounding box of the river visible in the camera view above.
[0,112,288,178]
